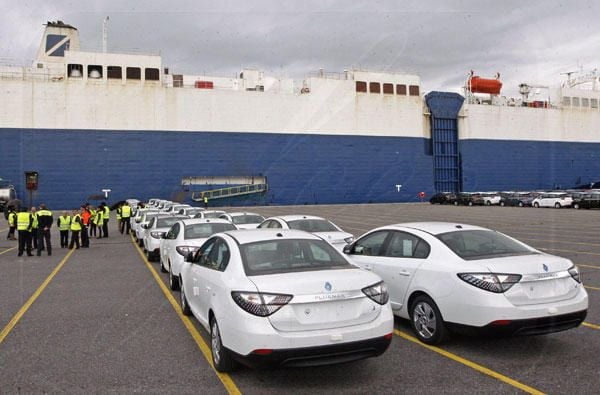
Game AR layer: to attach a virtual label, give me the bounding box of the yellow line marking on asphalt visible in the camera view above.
[583,322,600,330]
[0,248,75,345]
[538,247,600,256]
[0,246,17,256]
[130,235,241,395]
[584,285,600,291]
[393,330,545,395]
[578,264,600,269]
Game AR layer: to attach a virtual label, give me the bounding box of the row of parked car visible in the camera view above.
[124,197,588,372]
[430,190,600,209]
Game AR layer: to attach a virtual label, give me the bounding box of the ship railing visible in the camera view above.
[191,184,268,201]
[306,70,349,80]
[0,69,57,82]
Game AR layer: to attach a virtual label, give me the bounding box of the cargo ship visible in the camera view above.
[1,21,599,209]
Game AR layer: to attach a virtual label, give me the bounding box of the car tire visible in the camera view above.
[468,201,473,206]
[518,202,524,207]
[210,317,237,372]
[534,202,539,208]
[180,284,192,316]
[453,201,458,206]
[574,203,580,209]
[555,202,561,209]
[485,201,491,206]
[500,201,505,207]
[169,263,180,291]
[410,295,448,345]
[160,257,167,273]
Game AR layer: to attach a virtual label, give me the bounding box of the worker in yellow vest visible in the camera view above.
[120,202,132,235]
[30,207,39,250]
[203,194,208,209]
[102,203,110,238]
[16,207,33,257]
[57,211,71,248]
[36,203,53,256]
[6,206,17,240]
[95,208,104,239]
[89,206,97,238]
[116,204,122,234]
[69,208,82,249]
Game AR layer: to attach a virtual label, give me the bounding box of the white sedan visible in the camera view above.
[179,229,393,371]
[159,218,237,290]
[344,222,588,344]
[258,215,354,251]
[219,212,265,229]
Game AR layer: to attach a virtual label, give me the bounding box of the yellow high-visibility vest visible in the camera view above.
[70,214,82,231]
[59,215,71,231]
[17,212,31,231]
[121,205,132,218]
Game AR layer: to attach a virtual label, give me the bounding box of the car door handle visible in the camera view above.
[398,270,411,277]
[363,264,373,271]
[205,286,211,292]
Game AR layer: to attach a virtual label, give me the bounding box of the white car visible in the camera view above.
[162,204,191,214]
[179,229,393,371]
[132,208,159,239]
[159,218,238,290]
[532,192,573,208]
[193,210,227,219]
[344,222,588,344]
[480,192,501,206]
[219,212,265,229]
[142,215,187,261]
[178,207,205,217]
[258,215,353,251]
[135,211,161,244]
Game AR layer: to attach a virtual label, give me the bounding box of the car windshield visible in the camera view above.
[437,230,536,260]
[184,223,236,239]
[232,215,265,224]
[287,219,338,232]
[156,217,185,228]
[240,239,351,275]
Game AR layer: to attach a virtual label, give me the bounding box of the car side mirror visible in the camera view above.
[142,224,148,229]
[343,244,353,254]
[185,251,195,263]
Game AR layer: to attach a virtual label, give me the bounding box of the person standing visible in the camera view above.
[16,207,33,257]
[89,206,97,237]
[95,208,104,239]
[102,203,110,238]
[69,208,82,249]
[116,204,122,234]
[120,202,132,235]
[80,205,91,248]
[36,204,53,256]
[30,207,39,251]
[203,194,208,209]
[57,211,71,248]
[6,206,17,240]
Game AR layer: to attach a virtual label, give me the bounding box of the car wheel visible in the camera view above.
[468,201,473,206]
[518,202,524,207]
[574,203,580,209]
[485,201,491,206]
[169,263,180,291]
[160,257,167,273]
[180,284,192,316]
[453,201,458,206]
[500,201,505,207]
[534,202,539,208]
[410,295,448,345]
[210,317,237,372]
[555,202,561,209]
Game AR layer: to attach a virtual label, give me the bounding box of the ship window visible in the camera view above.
[409,85,420,96]
[67,64,83,78]
[396,84,407,95]
[356,81,367,93]
[107,66,122,79]
[562,96,571,106]
[145,68,160,81]
[173,74,183,88]
[572,97,580,107]
[581,98,589,108]
[591,99,598,109]
[383,83,394,94]
[126,67,141,80]
[369,82,381,94]
[46,34,69,57]
[87,65,103,79]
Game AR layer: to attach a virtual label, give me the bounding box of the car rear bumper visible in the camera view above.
[229,335,392,368]
[447,309,587,337]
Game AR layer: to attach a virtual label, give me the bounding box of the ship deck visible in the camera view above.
[0,203,598,393]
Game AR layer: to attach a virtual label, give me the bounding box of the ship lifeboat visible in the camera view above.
[468,75,502,95]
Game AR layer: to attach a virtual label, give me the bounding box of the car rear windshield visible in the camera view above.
[287,219,338,232]
[240,239,351,275]
[204,211,225,218]
[184,223,236,239]
[437,230,535,260]
[232,215,265,224]
[156,217,186,228]
[186,208,204,215]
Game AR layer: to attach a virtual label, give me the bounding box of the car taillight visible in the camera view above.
[150,231,165,239]
[568,266,582,283]
[362,281,389,305]
[457,273,521,293]
[176,246,199,256]
[231,291,293,317]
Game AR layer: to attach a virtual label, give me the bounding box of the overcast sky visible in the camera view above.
[4,0,600,96]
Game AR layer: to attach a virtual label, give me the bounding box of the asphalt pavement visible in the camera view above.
[0,203,598,394]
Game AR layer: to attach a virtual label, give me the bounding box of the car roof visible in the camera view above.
[269,215,326,221]
[180,218,232,225]
[227,212,262,217]
[381,222,488,236]
[223,229,320,245]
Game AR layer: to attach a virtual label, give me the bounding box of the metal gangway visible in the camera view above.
[191,183,268,201]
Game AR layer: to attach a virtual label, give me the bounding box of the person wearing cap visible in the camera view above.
[69,208,82,250]
[16,207,33,257]
[57,211,71,248]
[36,203,53,256]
